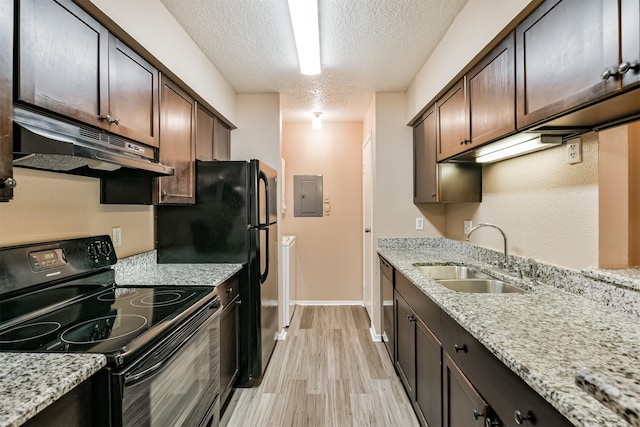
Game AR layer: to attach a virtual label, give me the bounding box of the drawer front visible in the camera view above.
[396,272,441,337]
[441,313,572,427]
[218,274,240,307]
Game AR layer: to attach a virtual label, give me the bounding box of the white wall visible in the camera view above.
[406,0,532,122]
[89,0,237,124]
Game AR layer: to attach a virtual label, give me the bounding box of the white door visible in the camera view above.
[362,136,374,322]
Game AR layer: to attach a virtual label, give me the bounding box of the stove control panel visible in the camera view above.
[1,235,117,295]
[28,248,68,271]
[87,238,115,265]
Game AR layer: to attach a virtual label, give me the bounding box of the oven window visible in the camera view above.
[121,311,220,426]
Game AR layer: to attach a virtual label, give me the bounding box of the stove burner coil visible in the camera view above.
[0,322,62,343]
[61,314,147,344]
[130,290,196,308]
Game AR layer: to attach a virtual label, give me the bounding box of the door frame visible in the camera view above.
[362,134,375,337]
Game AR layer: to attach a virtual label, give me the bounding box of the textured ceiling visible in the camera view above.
[160,0,468,121]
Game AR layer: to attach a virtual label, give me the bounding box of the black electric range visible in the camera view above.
[0,236,222,426]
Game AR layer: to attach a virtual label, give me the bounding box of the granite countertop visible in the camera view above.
[0,251,243,427]
[0,353,106,427]
[378,238,640,427]
[113,250,243,287]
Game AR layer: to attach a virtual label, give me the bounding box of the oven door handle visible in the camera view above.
[123,301,221,387]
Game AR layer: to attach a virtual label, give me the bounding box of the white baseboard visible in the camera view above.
[370,327,382,342]
[293,300,364,306]
[277,329,287,341]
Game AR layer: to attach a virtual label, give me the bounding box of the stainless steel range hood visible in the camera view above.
[12,107,174,177]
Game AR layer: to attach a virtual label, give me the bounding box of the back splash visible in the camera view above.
[378,237,640,318]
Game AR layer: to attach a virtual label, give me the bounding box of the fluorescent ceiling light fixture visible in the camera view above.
[312,112,322,130]
[474,133,562,163]
[287,0,321,75]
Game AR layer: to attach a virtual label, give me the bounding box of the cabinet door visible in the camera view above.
[108,35,159,148]
[516,0,620,128]
[157,76,196,204]
[220,296,239,408]
[213,117,231,161]
[413,106,437,203]
[469,34,516,146]
[0,0,13,202]
[415,318,442,427]
[17,0,109,128]
[196,105,215,161]
[395,292,416,400]
[437,78,470,161]
[621,0,640,88]
[443,353,489,427]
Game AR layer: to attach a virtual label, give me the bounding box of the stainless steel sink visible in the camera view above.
[415,265,492,280]
[437,279,525,294]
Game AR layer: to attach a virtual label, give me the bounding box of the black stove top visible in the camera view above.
[0,236,219,368]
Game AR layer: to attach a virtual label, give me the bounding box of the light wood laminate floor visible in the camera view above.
[223,305,419,427]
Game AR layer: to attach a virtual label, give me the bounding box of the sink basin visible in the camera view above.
[437,279,525,294]
[415,265,492,280]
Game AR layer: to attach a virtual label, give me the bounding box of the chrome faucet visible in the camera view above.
[466,223,508,267]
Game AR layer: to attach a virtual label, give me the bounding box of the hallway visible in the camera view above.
[224,305,419,426]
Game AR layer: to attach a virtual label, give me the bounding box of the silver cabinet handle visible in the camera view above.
[1,177,17,189]
[112,117,120,125]
[601,68,619,80]
[98,115,120,125]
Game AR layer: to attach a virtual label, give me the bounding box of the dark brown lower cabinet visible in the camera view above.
[219,274,240,413]
[443,352,493,427]
[394,270,573,427]
[415,315,442,427]
[395,291,442,427]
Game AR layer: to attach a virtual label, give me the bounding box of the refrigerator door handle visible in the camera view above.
[258,169,269,227]
[260,226,269,283]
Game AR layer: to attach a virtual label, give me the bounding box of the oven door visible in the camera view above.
[111,299,221,427]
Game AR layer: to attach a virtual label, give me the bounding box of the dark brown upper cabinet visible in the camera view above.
[156,76,196,205]
[414,107,438,203]
[17,0,159,148]
[196,106,231,161]
[621,0,640,89]
[515,0,620,129]
[0,0,13,202]
[414,106,482,204]
[436,78,470,162]
[468,34,516,146]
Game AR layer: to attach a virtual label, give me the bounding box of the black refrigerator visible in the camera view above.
[156,159,278,387]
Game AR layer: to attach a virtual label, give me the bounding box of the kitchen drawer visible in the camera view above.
[396,272,442,338]
[441,313,572,427]
[218,274,240,308]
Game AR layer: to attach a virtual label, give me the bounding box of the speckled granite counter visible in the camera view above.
[113,250,243,287]
[576,365,640,426]
[378,237,640,427]
[0,353,106,427]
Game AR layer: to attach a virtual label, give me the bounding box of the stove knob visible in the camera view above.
[88,243,98,258]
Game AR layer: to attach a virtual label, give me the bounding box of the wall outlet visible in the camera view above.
[112,227,122,247]
[416,217,424,230]
[567,138,582,164]
[464,220,473,234]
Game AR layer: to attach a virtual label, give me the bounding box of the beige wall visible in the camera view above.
[445,134,599,269]
[88,0,237,124]
[374,93,446,239]
[282,121,363,302]
[0,168,154,257]
[406,0,532,121]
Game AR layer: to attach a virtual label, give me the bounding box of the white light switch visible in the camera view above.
[416,217,424,230]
